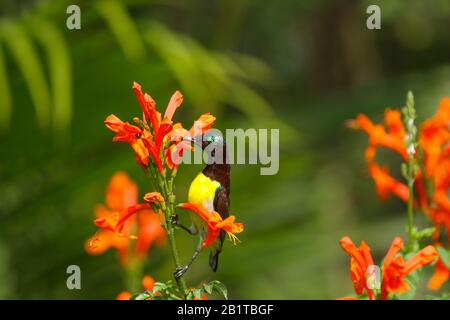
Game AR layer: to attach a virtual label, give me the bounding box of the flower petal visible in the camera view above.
[106,172,138,211]
[178,202,213,222]
[104,114,142,144]
[94,212,120,232]
[189,113,216,137]
[428,259,450,290]
[382,237,404,267]
[164,90,183,121]
[403,245,438,274]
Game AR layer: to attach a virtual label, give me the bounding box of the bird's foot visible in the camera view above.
[170,214,179,225]
[173,266,189,279]
[171,215,198,235]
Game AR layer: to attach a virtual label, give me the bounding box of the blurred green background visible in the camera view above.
[0,0,450,299]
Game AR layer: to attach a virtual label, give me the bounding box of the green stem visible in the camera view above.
[166,221,188,293]
[156,172,188,296]
[406,155,416,253]
[403,91,417,253]
[125,257,143,293]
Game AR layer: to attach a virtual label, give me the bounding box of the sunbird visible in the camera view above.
[173,132,230,279]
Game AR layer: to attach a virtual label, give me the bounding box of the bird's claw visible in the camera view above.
[173,266,188,279]
[170,214,179,225]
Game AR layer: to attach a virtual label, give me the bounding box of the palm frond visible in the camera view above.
[0,41,12,133]
[26,17,72,144]
[95,0,146,62]
[0,19,51,130]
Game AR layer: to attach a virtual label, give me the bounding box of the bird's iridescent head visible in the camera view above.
[190,131,225,150]
[188,131,227,164]
[202,132,225,149]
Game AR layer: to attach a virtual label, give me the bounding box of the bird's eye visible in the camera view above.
[205,134,222,143]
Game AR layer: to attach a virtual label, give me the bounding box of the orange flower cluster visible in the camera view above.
[105,82,215,172]
[348,109,413,202]
[339,236,438,300]
[85,172,165,266]
[349,97,450,289]
[179,203,244,247]
[420,98,450,239]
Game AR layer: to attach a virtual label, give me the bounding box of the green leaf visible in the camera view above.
[211,280,228,300]
[144,23,218,115]
[26,17,72,145]
[95,0,145,62]
[193,288,203,300]
[0,19,51,130]
[186,291,194,300]
[437,247,450,268]
[131,291,151,300]
[203,282,214,295]
[152,282,167,295]
[414,227,435,240]
[0,41,11,133]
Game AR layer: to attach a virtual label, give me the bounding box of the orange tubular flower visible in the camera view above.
[86,172,138,263]
[104,115,150,167]
[340,236,438,300]
[178,203,244,247]
[133,82,186,173]
[428,259,450,290]
[188,113,216,137]
[94,203,151,238]
[381,237,438,299]
[369,163,410,203]
[347,110,417,207]
[348,110,407,161]
[86,172,165,266]
[339,236,375,300]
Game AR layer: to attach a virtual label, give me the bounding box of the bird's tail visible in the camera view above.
[209,230,225,272]
[209,250,220,272]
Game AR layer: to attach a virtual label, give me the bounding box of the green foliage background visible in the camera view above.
[0,0,449,299]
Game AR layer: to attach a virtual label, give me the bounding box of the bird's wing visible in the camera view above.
[213,185,229,220]
[214,185,229,248]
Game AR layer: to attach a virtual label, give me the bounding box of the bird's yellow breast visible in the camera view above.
[188,172,220,212]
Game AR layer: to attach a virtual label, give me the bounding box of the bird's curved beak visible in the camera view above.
[186,135,202,147]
